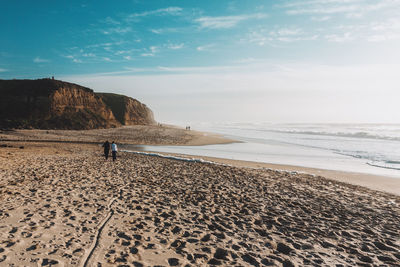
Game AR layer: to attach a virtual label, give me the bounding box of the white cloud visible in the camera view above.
[311,15,332,21]
[168,43,184,50]
[150,46,158,53]
[85,41,125,49]
[280,0,363,8]
[33,57,49,63]
[118,62,283,75]
[233,57,262,64]
[287,5,359,15]
[284,0,400,17]
[63,55,82,63]
[247,27,318,45]
[150,28,179,34]
[0,68,7,72]
[195,13,267,29]
[109,63,274,75]
[277,1,400,44]
[319,17,400,43]
[115,49,135,55]
[82,53,96,57]
[325,32,354,42]
[122,68,151,73]
[277,35,319,42]
[366,18,400,42]
[345,12,363,18]
[246,31,269,46]
[197,44,215,51]
[156,65,237,73]
[141,47,158,57]
[102,27,132,35]
[370,18,400,31]
[103,16,120,25]
[367,33,400,42]
[127,7,182,20]
[274,28,303,36]
[363,0,400,12]
[151,29,163,34]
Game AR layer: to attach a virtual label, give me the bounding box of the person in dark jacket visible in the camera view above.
[102,140,110,160]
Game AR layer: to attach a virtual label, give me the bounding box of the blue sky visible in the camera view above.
[1,0,400,123]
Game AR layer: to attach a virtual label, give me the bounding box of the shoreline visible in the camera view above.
[124,149,400,196]
[1,124,399,196]
[2,123,399,196]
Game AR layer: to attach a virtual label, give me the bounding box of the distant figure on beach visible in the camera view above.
[102,140,110,160]
[111,141,118,161]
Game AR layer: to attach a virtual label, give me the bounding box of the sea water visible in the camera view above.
[128,123,400,178]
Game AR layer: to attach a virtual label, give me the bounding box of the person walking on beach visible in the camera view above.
[102,140,110,160]
[111,141,118,161]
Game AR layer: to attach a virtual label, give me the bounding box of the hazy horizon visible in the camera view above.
[2,0,400,124]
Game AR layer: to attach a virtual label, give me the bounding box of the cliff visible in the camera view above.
[97,93,155,125]
[0,78,155,129]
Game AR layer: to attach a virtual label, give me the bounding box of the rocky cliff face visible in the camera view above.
[49,86,120,129]
[0,79,155,129]
[124,97,155,125]
[97,93,155,126]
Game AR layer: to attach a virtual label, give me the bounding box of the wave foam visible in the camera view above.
[366,162,400,171]
[268,130,400,142]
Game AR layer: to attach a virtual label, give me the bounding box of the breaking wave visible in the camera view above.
[268,130,400,142]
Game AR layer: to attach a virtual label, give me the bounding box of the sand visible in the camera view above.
[0,125,235,146]
[0,142,399,266]
[145,154,400,197]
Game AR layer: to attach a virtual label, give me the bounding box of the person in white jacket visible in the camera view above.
[111,141,118,161]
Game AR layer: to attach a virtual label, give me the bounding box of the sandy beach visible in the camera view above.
[142,153,400,197]
[1,138,399,266]
[4,0,400,265]
[0,125,235,146]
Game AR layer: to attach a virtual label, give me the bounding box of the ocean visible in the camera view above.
[128,123,400,178]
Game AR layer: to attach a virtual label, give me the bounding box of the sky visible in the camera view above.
[1,0,400,124]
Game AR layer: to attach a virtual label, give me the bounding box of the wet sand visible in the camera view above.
[0,142,399,266]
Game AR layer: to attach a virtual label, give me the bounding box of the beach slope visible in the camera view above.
[0,142,399,266]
